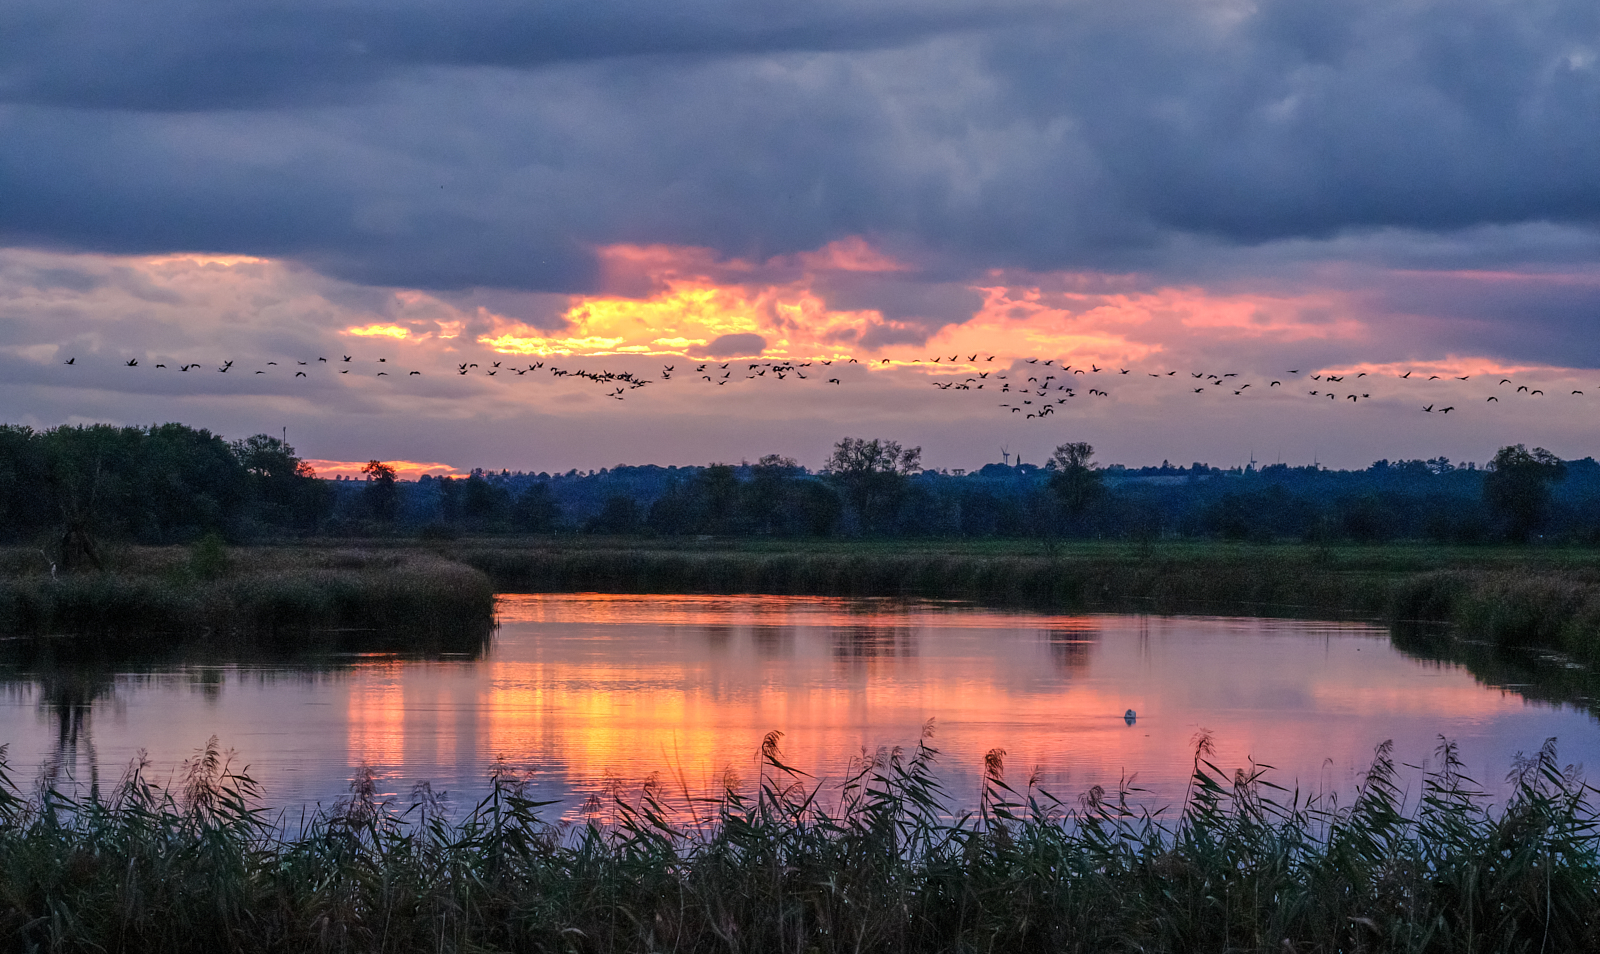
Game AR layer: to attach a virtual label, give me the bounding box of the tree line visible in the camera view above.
[339,439,1580,545]
[0,423,331,565]
[0,422,1588,553]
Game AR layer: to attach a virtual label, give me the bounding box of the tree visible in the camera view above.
[1483,444,1566,542]
[362,460,400,524]
[510,482,562,533]
[1047,442,1104,518]
[586,494,642,534]
[823,438,922,533]
[233,434,332,531]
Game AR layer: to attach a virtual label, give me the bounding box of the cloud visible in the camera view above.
[5,243,1600,473]
[0,0,1597,305]
[695,333,767,357]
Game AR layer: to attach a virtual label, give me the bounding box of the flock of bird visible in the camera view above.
[54,351,1587,421]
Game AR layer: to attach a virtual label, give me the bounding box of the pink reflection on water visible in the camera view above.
[3,593,1590,815]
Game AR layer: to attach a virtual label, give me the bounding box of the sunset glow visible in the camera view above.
[346,323,416,340]
[304,459,469,479]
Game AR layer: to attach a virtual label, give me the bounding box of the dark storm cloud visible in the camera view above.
[0,0,1040,110]
[2,0,1599,355]
[694,333,767,357]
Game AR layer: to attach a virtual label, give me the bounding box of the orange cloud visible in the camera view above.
[474,240,1383,371]
[479,243,887,358]
[345,323,415,339]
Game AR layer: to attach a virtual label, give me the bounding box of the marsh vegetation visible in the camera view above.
[2,730,1596,953]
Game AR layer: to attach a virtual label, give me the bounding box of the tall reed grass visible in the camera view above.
[2,730,1596,953]
[0,547,494,652]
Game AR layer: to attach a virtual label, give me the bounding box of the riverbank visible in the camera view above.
[2,734,1594,953]
[443,537,1600,663]
[0,546,494,652]
[7,538,1600,665]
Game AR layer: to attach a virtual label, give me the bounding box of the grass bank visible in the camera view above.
[3,732,1596,953]
[434,537,1600,665]
[11,537,1600,667]
[0,546,494,652]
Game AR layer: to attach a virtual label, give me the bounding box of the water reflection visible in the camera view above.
[0,594,1595,817]
[1043,622,1100,674]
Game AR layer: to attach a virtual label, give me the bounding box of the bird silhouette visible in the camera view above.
[295,371,306,377]
[125,358,138,367]
[63,357,75,365]
[1441,406,1454,413]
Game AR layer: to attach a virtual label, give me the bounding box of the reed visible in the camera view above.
[0,546,495,652]
[2,730,1597,953]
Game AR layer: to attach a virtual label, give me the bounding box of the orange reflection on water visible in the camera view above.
[7,593,1589,816]
[425,594,1550,809]
[346,664,406,768]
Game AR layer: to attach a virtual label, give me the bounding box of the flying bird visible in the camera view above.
[63,357,74,365]
[125,359,138,367]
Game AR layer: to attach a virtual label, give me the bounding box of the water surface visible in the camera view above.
[2,594,1595,815]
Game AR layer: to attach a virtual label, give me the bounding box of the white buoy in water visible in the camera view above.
[1124,709,1137,725]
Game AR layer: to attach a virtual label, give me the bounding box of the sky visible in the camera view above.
[4,0,1600,474]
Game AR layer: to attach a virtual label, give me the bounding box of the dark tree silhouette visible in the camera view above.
[362,460,400,524]
[586,494,642,534]
[1483,444,1566,542]
[1047,442,1105,519]
[510,482,562,533]
[824,437,921,533]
